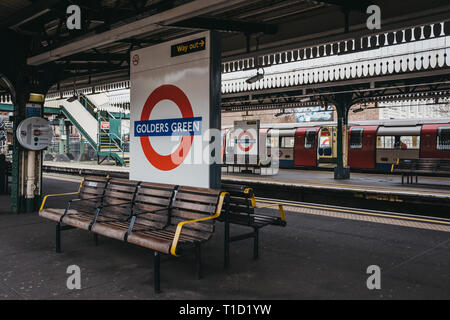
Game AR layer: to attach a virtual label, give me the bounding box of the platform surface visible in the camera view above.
[0,176,449,299]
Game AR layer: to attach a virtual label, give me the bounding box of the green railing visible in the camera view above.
[98,128,128,166]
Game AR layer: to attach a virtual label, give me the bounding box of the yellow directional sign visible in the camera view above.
[171,37,206,57]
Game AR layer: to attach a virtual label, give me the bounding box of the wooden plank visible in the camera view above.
[104,190,135,200]
[172,200,215,213]
[140,181,176,189]
[175,192,218,204]
[171,208,212,220]
[107,183,137,193]
[138,187,173,197]
[171,216,214,232]
[135,194,171,206]
[178,186,220,195]
[109,178,138,186]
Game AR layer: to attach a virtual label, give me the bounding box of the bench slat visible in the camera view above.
[171,201,216,214]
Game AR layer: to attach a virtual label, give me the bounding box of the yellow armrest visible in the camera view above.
[170,192,228,257]
[39,178,84,212]
[245,187,286,222]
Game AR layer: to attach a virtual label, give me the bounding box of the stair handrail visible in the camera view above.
[99,128,127,162]
[78,94,100,119]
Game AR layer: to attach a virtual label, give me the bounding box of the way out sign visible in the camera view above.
[130,31,221,188]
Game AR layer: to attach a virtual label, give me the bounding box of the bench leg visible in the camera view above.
[56,223,61,253]
[253,228,259,260]
[153,251,160,294]
[93,234,99,246]
[195,244,202,280]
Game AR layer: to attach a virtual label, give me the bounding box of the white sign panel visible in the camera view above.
[130,31,221,188]
[234,120,259,165]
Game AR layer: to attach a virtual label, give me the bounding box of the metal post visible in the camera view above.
[56,223,61,253]
[253,228,259,260]
[24,150,36,212]
[224,211,230,269]
[195,244,202,279]
[334,94,351,180]
[58,118,65,155]
[153,251,161,293]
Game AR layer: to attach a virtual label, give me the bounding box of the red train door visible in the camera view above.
[348,126,378,169]
[421,124,450,158]
[294,127,320,167]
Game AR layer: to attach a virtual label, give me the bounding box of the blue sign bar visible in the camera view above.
[134,117,202,137]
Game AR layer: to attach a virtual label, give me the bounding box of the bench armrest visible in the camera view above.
[245,188,286,223]
[39,178,84,212]
[170,192,228,257]
[253,203,286,222]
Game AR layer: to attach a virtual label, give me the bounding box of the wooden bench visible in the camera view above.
[392,158,450,184]
[39,176,228,293]
[220,183,286,267]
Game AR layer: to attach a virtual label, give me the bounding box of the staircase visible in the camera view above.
[46,94,130,167]
[98,130,129,166]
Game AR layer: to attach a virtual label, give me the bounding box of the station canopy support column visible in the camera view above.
[333,93,352,180]
[0,31,61,212]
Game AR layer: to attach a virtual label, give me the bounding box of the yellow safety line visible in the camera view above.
[256,198,450,226]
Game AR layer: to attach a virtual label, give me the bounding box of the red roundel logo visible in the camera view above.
[132,54,140,66]
[237,130,255,152]
[140,84,194,171]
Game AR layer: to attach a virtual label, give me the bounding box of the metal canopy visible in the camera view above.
[0,0,450,100]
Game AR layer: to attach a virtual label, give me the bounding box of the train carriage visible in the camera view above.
[222,118,450,173]
[420,124,450,158]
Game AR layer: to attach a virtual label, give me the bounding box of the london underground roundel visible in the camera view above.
[139,84,195,171]
[237,130,255,152]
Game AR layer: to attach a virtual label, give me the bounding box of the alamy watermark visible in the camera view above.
[366,265,381,290]
[66,5,81,30]
[366,5,381,30]
[66,265,81,290]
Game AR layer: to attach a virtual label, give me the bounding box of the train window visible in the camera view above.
[349,129,363,149]
[400,136,420,149]
[305,130,316,149]
[281,137,295,148]
[437,127,450,150]
[378,136,420,149]
[378,136,394,149]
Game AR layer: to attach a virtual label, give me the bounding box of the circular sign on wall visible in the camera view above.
[139,84,195,171]
[237,130,255,152]
[16,117,53,151]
